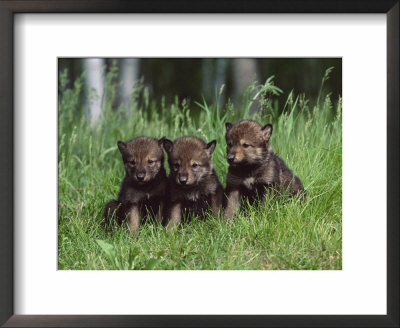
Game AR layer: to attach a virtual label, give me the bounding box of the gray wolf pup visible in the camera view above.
[163,137,223,229]
[104,136,167,235]
[224,120,304,219]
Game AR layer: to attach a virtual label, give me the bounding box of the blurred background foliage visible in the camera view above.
[59,58,341,123]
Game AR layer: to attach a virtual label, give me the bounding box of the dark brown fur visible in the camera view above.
[104,136,167,235]
[224,120,305,219]
[163,137,223,229]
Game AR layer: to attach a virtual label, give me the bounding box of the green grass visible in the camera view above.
[58,65,342,270]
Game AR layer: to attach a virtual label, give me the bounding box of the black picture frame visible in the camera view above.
[0,1,398,327]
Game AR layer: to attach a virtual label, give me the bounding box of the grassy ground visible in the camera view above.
[58,66,342,270]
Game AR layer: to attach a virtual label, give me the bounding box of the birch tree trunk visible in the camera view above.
[232,58,259,109]
[84,58,105,125]
[119,59,140,113]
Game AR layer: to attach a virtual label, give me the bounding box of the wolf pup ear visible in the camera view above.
[205,140,217,155]
[163,138,173,153]
[158,136,166,148]
[117,141,127,154]
[225,122,233,132]
[261,124,273,142]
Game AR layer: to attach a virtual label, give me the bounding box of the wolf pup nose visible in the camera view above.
[136,172,145,181]
[104,136,167,235]
[224,120,305,220]
[163,137,223,230]
[227,153,235,163]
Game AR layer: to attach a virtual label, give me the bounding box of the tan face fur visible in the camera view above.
[225,120,272,165]
[163,137,216,186]
[117,137,165,184]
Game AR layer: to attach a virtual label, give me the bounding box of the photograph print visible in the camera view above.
[58,58,342,270]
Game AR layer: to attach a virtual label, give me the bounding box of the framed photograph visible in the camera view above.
[0,1,398,327]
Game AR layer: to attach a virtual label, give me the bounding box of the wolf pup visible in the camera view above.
[163,137,223,230]
[224,120,304,219]
[104,136,167,235]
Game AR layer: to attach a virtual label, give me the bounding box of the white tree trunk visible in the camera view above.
[233,58,258,105]
[119,59,140,113]
[84,58,105,125]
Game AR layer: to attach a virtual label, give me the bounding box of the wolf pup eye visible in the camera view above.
[129,160,136,166]
[192,163,199,168]
[148,160,154,164]
[173,163,179,171]
[242,143,250,148]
